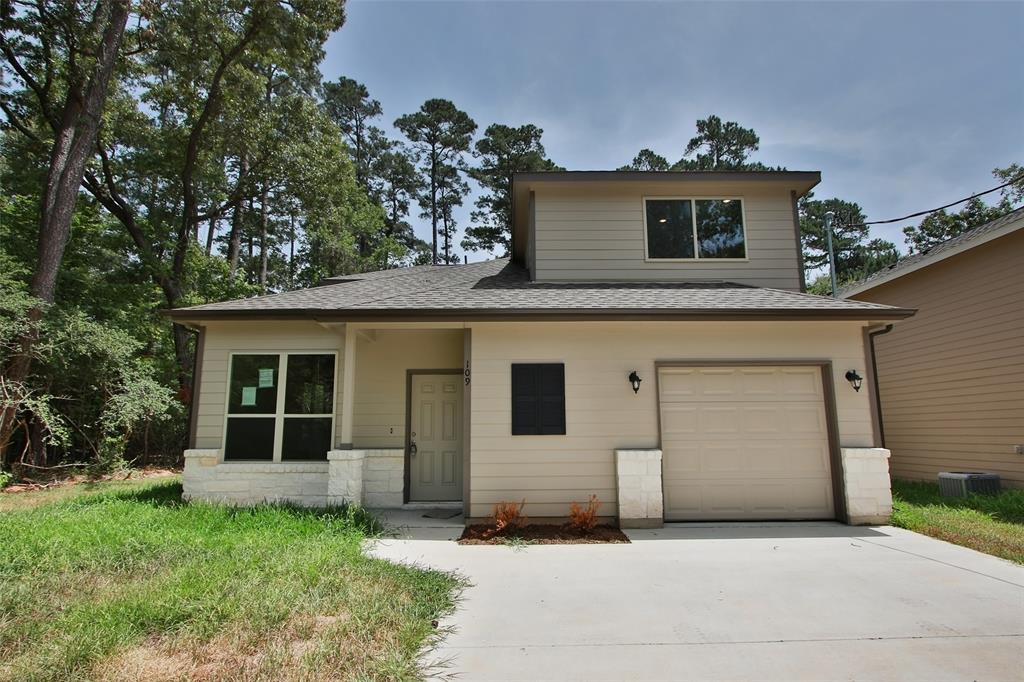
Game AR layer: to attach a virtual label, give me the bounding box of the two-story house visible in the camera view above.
[170,171,914,526]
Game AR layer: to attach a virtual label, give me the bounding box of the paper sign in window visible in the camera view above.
[241,386,257,406]
[258,369,274,388]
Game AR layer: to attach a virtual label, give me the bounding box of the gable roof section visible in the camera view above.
[840,206,1024,298]
[169,258,913,322]
[509,170,822,266]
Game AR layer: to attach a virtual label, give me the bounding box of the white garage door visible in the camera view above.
[659,366,835,521]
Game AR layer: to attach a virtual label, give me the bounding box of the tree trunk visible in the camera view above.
[227,155,248,275]
[288,211,296,288]
[258,181,269,287]
[430,147,438,265]
[205,216,216,255]
[0,0,131,462]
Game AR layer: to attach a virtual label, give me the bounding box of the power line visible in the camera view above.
[839,172,1024,228]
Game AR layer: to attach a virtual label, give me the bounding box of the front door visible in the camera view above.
[409,373,463,501]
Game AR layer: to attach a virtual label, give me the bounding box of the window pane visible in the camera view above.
[224,418,275,460]
[696,199,746,258]
[282,418,332,461]
[228,355,280,414]
[284,354,335,414]
[646,199,694,259]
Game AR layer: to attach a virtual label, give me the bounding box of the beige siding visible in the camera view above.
[852,231,1024,488]
[194,321,343,450]
[531,181,803,289]
[195,323,463,454]
[468,320,874,518]
[352,329,464,449]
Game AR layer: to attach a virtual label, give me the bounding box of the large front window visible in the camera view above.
[645,198,746,260]
[224,353,336,461]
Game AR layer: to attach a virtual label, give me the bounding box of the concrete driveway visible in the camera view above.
[369,516,1024,681]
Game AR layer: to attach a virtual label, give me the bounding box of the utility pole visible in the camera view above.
[824,211,838,297]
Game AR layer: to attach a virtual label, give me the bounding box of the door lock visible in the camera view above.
[410,441,417,456]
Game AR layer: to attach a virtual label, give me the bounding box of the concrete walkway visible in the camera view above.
[368,518,1024,681]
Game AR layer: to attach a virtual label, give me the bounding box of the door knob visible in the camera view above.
[410,441,417,456]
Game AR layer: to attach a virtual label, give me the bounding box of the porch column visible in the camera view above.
[339,324,357,448]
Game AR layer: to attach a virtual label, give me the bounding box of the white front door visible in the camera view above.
[409,374,463,502]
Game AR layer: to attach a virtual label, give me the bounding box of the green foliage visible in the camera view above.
[0,477,461,679]
[617,148,670,171]
[901,164,1021,254]
[675,114,760,170]
[902,196,1011,253]
[395,98,477,264]
[322,76,387,189]
[463,123,561,255]
[891,479,1024,564]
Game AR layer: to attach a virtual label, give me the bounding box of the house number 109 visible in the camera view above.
[464,361,471,386]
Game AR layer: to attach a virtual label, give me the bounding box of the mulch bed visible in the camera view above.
[458,523,630,545]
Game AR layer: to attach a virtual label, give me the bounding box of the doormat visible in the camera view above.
[422,510,461,520]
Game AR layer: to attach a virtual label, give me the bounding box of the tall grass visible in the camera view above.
[891,479,1024,565]
[0,478,460,681]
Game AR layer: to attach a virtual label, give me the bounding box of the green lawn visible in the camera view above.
[0,476,461,681]
[891,479,1024,565]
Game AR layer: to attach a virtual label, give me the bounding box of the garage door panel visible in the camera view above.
[659,366,835,521]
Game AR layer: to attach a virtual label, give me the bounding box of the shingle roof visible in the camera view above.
[170,259,913,321]
[840,206,1024,298]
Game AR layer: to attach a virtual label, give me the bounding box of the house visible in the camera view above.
[170,170,915,527]
[841,207,1024,489]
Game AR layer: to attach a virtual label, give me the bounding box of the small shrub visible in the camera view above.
[491,499,527,534]
[0,470,12,489]
[568,494,601,533]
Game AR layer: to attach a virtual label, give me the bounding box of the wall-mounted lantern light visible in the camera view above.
[845,370,863,392]
[628,370,642,394]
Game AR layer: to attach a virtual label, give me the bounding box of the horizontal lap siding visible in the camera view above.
[467,321,873,518]
[852,231,1024,487]
[532,182,802,290]
[195,324,464,454]
[195,322,343,449]
[352,330,463,448]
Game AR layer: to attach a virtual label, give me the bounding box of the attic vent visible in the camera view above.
[937,472,1001,497]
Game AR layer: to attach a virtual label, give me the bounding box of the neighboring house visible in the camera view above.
[170,171,914,526]
[841,207,1024,489]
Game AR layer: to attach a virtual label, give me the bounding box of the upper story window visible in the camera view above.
[644,198,747,260]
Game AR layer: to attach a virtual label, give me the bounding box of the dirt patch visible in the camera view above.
[458,523,630,545]
[94,611,352,682]
[3,466,179,493]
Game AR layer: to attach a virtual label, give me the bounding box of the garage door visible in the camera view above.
[659,366,835,521]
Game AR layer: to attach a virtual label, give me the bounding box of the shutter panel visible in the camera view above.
[511,363,565,436]
[538,364,566,435]
[511,364,540,435]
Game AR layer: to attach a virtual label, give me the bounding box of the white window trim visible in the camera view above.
[223,351,339,463]
[641,196,749,262]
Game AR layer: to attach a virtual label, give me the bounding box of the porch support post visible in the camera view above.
[339,324,357,448]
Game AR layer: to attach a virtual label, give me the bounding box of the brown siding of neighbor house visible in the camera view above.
[851,229,1024,488]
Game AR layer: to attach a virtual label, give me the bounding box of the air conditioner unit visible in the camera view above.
[938,472,1001,497]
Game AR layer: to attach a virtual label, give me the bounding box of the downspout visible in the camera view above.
[868,324,894,447]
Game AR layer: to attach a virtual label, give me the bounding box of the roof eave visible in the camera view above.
[166,306,916,324]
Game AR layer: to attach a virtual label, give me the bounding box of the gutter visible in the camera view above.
[867,324,894,447]
[165,306,917,324]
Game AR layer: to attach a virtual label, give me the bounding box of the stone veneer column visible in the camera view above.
[182,449,221,501]
[615,449,664,528]
[840,447,893,525]
[327,450,366,506]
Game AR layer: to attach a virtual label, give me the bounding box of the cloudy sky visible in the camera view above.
[322,1,1023,260]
